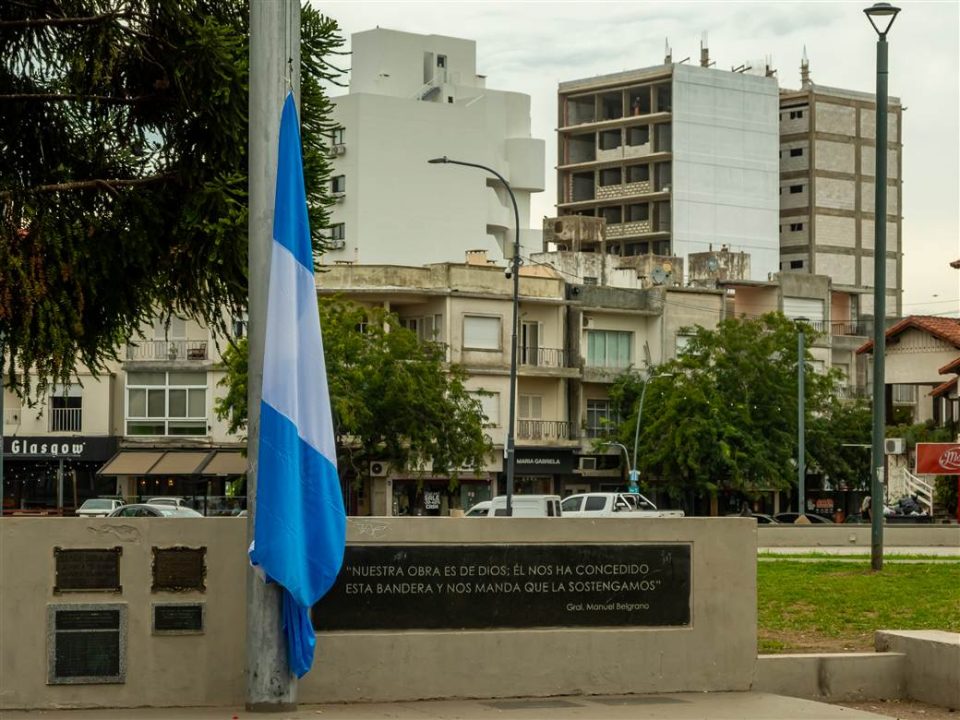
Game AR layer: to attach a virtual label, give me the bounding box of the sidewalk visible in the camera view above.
[0,692,889,719]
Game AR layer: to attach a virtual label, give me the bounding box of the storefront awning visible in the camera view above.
[146,451,212,476]
[97,451,165,475]
[200,450,247,476]
[98,449,247,476]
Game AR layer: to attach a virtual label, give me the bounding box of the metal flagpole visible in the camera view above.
[247,0,300,710]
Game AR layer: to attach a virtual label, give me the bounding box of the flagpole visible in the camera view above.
[247,0,299,711]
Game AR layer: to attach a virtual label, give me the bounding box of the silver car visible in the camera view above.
[76,498,125,517]
[108,504,202,518]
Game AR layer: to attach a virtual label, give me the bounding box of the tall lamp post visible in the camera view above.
[631,372,673,494]
[795,318,809,516]
[604,441,633,487]
[429,156,520,517]
[864,1,900,571]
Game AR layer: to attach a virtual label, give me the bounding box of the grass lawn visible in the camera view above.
[757,560,960,654]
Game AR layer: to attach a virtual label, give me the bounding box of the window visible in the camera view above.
[599,167,622,186]
[463,315,501,350]
[331,175,345,194]
[153,316,186,340]
[600,206,622,225]
[599,129,621,150]
[790,260,804,269]
[627,165,650,183]
[790,147,803,157]
[329,126,345,145]
[329,223,345,241]
[790,223,804,232]
[50,385,82,432]
[126,371,207,436]
[789,185,803,194]
[400,316,440,342]
[627,203,649,222]
[437,54,446,68]
[676,333,694,355]
[586,330,632,368]
[471,391,500,427]
[627,125,649,146]
[518,395,542,419]
[561,496,583,512]
[789,110,804,119]
[586,399,619,438]
[585,496,607,511]
[893,384,917,404]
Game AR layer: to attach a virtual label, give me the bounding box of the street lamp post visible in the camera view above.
[631,372,672,494]
[604,441,633,486]
[864,1,900,571]
[429,156,520,517]
[795,318,809,516]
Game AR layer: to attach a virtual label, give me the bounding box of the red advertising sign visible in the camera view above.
[915,443,960,475]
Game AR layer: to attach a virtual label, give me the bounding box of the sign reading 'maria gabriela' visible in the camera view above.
[312,544,690,631]
[916,443,960,475]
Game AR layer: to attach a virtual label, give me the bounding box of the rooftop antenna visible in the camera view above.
[765,54,777,77]
[664,38,672,64]
[800,45,812,87]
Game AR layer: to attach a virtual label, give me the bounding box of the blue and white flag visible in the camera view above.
[250,92,346,678]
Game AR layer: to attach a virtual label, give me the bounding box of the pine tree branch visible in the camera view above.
[0,12,122,29]
[0,93,159,105]
[1,175,175,198]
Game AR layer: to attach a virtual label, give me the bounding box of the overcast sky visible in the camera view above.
[317,1,959,317]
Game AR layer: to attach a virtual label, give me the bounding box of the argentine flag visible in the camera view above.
[250,92,346,678]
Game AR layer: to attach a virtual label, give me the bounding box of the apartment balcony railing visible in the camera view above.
[126,340,209,361]
[49,407,82,432]
[836,384,870,400]
[519,347,569,368]
[517,420,575,441]
[830,321,870,337]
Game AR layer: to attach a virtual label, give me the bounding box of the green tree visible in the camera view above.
[0,1,344,396]
[216,298,493,493]
[610,313,842,503]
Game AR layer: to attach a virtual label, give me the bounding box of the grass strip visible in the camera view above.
[757,560,960,654]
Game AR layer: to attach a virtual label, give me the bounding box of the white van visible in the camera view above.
[486,495,563,517]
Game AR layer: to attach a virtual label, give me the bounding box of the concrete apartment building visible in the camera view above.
[778,57,903,319]
[317,257,723,515]
[324,28,545,266]
[556,56,781,283]
[1,316,245,514]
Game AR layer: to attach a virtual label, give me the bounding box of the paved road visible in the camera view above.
[0,693,889,719]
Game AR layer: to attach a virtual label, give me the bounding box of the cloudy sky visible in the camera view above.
[317,1,959,316]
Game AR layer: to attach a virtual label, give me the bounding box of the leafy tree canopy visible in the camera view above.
[609,313,846,500]
[0,0,344,397]
[216,298,493,489]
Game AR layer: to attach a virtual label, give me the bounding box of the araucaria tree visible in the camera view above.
[0,1,344,396]
[610,313,847,502]
[217,299,493,490]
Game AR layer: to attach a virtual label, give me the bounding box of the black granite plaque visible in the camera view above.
[154,604,204,633]
[152,546,206,592]
[312,544,691,631]
[54,547,122,593]
[53,609,121,679]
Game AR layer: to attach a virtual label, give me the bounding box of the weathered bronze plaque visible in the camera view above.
[313,544,691,631]
[153,603,204,633]
[54,547,122,593]
[50,607,123,682]
[152,546,206,592]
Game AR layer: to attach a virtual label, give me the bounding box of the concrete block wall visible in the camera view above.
[876,631,960,710]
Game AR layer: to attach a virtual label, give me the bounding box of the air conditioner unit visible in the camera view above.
[332,191,345,202]
[369,461,389,477]
[884,438,905,455]
[578,457,597,471]
[329,239,345,250]
[329,144,346,156]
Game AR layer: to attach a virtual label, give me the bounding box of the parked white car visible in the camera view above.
[561,492,684,518]
[76,498,125,517]
[464,501,491,517]
[145,497,188,508]
[485,495,562,517]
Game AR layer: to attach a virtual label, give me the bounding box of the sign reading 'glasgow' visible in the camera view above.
[312,544,691,631]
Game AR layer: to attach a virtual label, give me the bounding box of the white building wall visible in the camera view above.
[670,65,780,281]
[326,29,545,268]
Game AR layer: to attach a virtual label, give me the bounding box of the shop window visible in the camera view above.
[126,371,207,436]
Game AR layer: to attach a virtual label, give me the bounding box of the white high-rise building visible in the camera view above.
[324,28,545,266]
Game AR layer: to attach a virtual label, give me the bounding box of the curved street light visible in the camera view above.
[864,1,900,571]
[428,156,520,517]
[630,372,674,493]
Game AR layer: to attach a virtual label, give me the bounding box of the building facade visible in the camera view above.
[556,61,780,282]
[324,28,545,267]
[778,60,904,319]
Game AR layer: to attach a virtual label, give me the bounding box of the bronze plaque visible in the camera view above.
[153,603,204,633]
[54,548,122,594]
[152,547,206,592]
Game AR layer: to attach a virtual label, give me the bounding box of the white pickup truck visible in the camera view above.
[560,492,684,518]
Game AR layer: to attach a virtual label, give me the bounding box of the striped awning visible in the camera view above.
[97,450,245,476]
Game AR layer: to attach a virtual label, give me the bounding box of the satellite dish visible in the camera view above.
[651,266,667,284]
[706,256,720,272]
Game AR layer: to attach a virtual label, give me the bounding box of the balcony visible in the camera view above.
[519,347,569,368]
[830,321,870,337]
[517,420,575,441]
[49,407,82,433]
[126,340,209,361]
